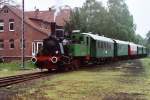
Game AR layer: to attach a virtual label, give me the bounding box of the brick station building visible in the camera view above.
[0,5,71,60]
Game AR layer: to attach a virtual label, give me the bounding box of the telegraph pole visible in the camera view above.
[21,0,25,68]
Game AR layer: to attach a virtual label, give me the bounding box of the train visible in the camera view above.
[31,27,148,71]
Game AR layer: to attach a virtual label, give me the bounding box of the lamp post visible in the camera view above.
[21,0,25,68]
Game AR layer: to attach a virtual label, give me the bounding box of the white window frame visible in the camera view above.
[37,42,43,53]
[32,42,36,56]
[0,22,4,32]
[9,22,15,31]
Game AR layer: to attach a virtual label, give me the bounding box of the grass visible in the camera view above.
[0,60,35,77]
[3,57,148,100]
[0,60,35,70]
[0,57,150,100]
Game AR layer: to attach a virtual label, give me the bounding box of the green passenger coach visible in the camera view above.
[82,33,114,58]
[113,39,129,57]
[137,45,143,55]
[67,32,115,59]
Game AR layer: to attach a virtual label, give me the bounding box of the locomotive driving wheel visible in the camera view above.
[72,59,80,70]
[58,65,69,72]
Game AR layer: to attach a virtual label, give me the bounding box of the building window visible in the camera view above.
[9,39,15,49]
[4,9,8,13]
[9,19,14,31]
[0,39,4,49]
[0,20,4,32]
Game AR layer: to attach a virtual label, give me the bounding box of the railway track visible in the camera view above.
[0,71,50,88]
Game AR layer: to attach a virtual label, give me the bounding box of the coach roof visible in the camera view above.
[113,39,129,45]
[136,44,144,48]
[82,33,114,43]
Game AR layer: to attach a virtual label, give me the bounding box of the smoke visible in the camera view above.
[54,0,63,22]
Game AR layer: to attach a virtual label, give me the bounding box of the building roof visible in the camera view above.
[25,8,71,26]
[25,10,55,23]
[82,33,114,43]
[0,5,71,35]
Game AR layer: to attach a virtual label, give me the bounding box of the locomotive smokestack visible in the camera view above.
[50,0,63,37]
[51,22,56,37]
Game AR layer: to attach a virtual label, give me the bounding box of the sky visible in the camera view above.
[15,0,150,38]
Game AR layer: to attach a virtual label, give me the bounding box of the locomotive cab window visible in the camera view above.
[56,29,64,38]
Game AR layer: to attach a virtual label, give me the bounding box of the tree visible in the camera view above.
[146,31,150,43]
[145,31,150,50]
[65,0,108,34]
[0,0,19,8]
[107,0,136,41]
[133,34,145,45]
[65,0,137,42]
[64,7,83,33]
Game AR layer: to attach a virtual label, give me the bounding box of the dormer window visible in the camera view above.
[0,20,4,32]
[4,9,8,13]
[9,19,14,31]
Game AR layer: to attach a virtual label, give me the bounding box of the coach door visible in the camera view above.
[85,36,91,55]
[32,42,43,56]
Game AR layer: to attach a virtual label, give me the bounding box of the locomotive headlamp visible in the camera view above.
[56,51,59,54]
[51,56,58,63]
[31,57,37,63]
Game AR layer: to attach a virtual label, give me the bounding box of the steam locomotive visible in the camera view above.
[31,23,148,71]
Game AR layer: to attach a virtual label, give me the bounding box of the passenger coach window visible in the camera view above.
[86,37,89,46]
[104,42,106,49]
[98,42,100,48]
[108,43,111,49]
[101,42,104,49]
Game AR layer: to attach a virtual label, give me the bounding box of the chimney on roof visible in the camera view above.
[49,8,51,11]
[36,9,39,12]
[34,9,39,18]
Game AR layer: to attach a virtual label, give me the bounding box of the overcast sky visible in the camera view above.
[16,0,150,38]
